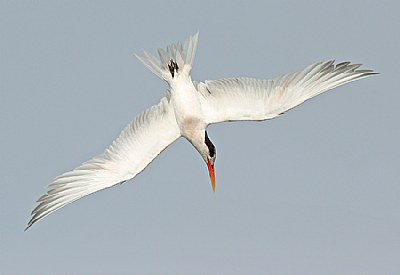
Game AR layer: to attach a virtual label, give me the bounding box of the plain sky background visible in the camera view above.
[1,1,399,274]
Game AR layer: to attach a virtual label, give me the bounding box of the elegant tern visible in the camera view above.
[26,33,376,229]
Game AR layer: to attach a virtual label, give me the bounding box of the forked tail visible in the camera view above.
[135,33,199,82]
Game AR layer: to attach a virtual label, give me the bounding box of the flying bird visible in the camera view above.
[26,33,376,229]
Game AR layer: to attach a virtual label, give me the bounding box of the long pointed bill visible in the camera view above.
[207,160,216,192]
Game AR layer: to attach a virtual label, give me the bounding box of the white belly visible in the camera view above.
[170,76,206,139]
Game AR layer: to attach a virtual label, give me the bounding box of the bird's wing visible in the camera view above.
[198,61,375,124]
[27,95,180,229]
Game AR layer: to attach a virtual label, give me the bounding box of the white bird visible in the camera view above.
[26,33,376,229]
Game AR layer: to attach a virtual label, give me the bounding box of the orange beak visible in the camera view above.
[207,160,216,192]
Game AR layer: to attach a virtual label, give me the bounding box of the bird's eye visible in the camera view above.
[211,154,216,163]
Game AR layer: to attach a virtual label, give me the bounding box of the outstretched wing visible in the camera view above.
[198,61,376,124]
[27,95,180,229]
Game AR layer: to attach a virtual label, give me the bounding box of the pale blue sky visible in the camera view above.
[1,1,399,274]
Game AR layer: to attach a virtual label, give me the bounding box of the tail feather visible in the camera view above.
[135,33,199,81]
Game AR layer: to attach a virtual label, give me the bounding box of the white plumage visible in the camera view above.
[27,33,376,229]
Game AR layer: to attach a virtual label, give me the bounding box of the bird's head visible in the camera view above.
[194,131,216,192]
[204,131,216,192]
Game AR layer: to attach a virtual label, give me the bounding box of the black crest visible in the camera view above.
[205,131,216,158]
